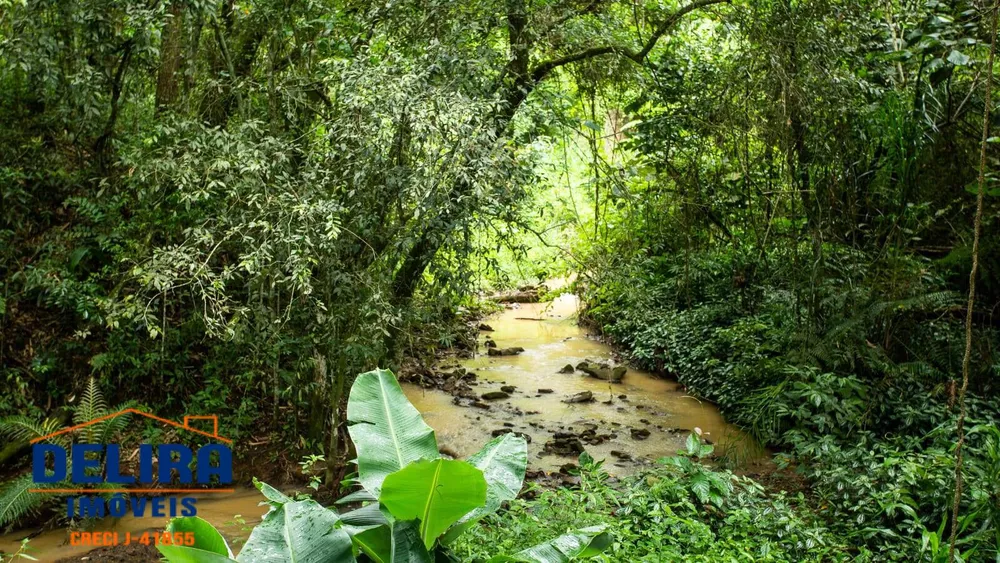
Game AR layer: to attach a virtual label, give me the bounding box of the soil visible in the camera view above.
[54,542,161,562]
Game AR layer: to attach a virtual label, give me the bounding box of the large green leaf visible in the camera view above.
[347,368,439,496]
[488,526,611,562]
[380,458,487,550]
[237,500,355,562]
[156,517,236,563]
[352,520,432,563]
[442,433,527,545]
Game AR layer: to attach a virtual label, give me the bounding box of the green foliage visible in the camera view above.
[380,458,488,550]
[452,451,848,562]
[346,369,439,497]
[158,369,609,563]
[0,474,49,533]
[156,517,236,563]
[0,377,134,530]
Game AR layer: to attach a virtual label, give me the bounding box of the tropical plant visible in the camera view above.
[659,431,733,508]
[156,369,610,562]
[0,377,135,529]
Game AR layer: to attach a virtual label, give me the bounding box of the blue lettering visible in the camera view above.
[105,445,134,484]
[32,444,67,483]
[76,496,105,518]
[197,444,233,484]
[158,445,193,483]
[107,495,128,517]
[150,497,165,517]
[71,444,103,484]
[139,444,154,483]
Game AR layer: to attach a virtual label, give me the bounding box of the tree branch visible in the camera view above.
[530,0,729,83]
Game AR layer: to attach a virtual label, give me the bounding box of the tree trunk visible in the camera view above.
[155,2,186,112]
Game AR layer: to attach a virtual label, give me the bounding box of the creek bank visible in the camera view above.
[400,293,762,478]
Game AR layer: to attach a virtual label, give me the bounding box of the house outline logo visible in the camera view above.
[29,408,234,495]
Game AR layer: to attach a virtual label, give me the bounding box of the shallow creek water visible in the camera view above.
[403,292,763,474]
[1,293,760,560]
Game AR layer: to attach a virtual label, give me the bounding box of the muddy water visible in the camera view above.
[404,293,763,473]
[0,489,268,561]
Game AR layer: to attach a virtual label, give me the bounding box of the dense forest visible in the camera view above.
[1,0,999,560]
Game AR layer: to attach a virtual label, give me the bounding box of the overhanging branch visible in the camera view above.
[530,0,729,83]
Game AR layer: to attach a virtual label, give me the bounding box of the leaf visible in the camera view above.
[442,433,527,545]
[488,526,612,562]
[347,369,439,496]
[157,517,236,563]
[689,473,711,504]
[340,502,390,536]
[380,458,487,550]
[685,433,700,456]
[352,520,432,563]
[253,478,291,506]
[946,50,971,66]
[236,500,355,562]
[157,546,237,563]
[336,489,377,504]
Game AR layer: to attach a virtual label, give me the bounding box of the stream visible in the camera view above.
[403,292,763,473]
[0,292,760,561]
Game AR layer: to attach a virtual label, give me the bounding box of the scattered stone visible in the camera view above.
[481,391,510,401]
[503,422,514,427]
[630,428,651,440]
[484,339,497,348]
[558,463,578,474]
[559,364,575,374]
[487,347,525,357]
[471,401,490,409]
[639,418,650,424]
[578,427,611,446]
[562,391,594,404]
[500,385,516,393]
[610,450,633,461]
[617,394,628,400]
[538,388,554,394]
[525,469,545,480]
[478,323,495,331]
[543,434,585,456]
[576,361,626,383]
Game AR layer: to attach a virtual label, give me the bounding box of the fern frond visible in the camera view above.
[0,474,50,529]
[0,416,62,444]
[95,403,137,445]
[75,377,109,443]
[74,377,108,425]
